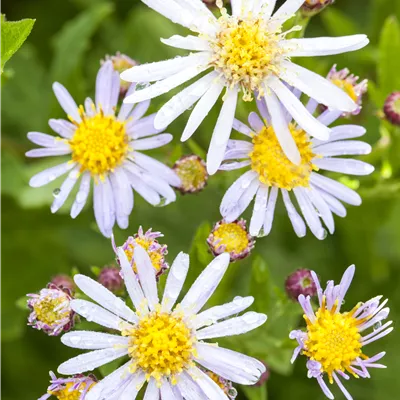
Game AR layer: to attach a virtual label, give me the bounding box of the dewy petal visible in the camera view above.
[119,372,146,400]
[29,161,76,188]
[313,141,371,157]
[155,72,216,129]
[180,253,230,315]
[70,299,128,331]
[73,274,138,323]
[336,265,355,312]
[272,0,304,23]
[248,112,264,132]
[127,114,164,139]
[27,132,63,147]
[96,60,114,114]
[132,134,173,150]
[250,185,269,236]
[196,312,267,339]
[52,82,81,122]
[51,167,80,213]
[181,80,224,142]
[282,189,306,238]
[71,172,91,219]
[188,367,229,400]
[268,77,331,140]
[161,34,211,51]
[279,61,357,113]
[207,86,239,175]
[162,252,190,312]
[61,331,130,350]
[144,378,159,400]
[57,347,128,375]
[49,119,76,139]
[283,35,369,57]
[25,147,72,158]
[117,247,147,311]
[118,84,137,121]
[160,379,176,400]
[313,158,374,176]
[133,245,159,310]
[195,343,266,385]
[317,188,347,218]
[263,186,278,235]
[264,88,301,165]
[176,372,205,400]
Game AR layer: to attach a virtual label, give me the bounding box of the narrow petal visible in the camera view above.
[29,161,76,188]
[119,372,146,400]
[161,34,211,51]
[49,119,76,139]
[51,167,80,213]
[317,188,347,218]
[248,112,264,132]
[96,60,114,114]
[176,372,204,400]
[118,84,137,121]
[127,114,164,139]
[304,187,335,234]
[282,189,306,238]
[188,367,229,400]
[231,0,243,16]
[132,134,173,150]
[130,100,151,122]
[313,158,374,176]
[27,132,64,147]
[233,119,253,137]
[144,379,159,400]
[272,0,304,23]
[61,331,130,350]
[71,172,91,218]
[26,147,72,158]
[313,140,371,156]
[160,380,176,400]
[263,186,278,235]
[249,185,269,236]
[52,82,81,122]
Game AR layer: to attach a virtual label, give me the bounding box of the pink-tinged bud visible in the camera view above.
[384,92,400,126]
[173,155,209,194]
[301,0,335,16]
[207,219,255,262]
[98,266,124,293]
[285,269,317,300]
[202,0,230,9]
[51,274,76,292]
[27,284,76,336]
[254,361,270,386]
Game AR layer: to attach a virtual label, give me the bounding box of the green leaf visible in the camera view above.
[50,2,114,82]
[241,383,268,400]
[15,296,28,311]
[321,8,358,36]
[379,16,400,94]
[1,16,35,73]
[250,255,272,313]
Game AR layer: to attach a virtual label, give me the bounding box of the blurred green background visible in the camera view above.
[2,0,400,399]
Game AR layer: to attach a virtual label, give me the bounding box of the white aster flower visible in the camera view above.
[121,0,368,174]
[290,265,393,400]
[218,91,374,240]
[26,60,180,237]
[57,246,267,399]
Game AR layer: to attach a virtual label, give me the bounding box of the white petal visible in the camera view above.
[161,35,211,51]
[272,0,304,23]
[110,169,134,219]
[27,132,63,147]
[160,380,176,400]
[268,77,331,140]
[317,188,347,217]
[117,247,147,311]
[219,161,251,171]
[51,167,80,213]
[304,187,335,234]
[263,186,278,235]
[74,274,138,323]
[71,172,91,218]
[313,158,374,176]
[180,253,230,315]
[162,252,190,312]
[328,125,366,141]
[231,0,243,16]
[119,372,146,400]
[155,72,216,129]
[130,100,151,122]
[207,87,238,175]
[26,147,72,158]
[29,161,76,188]
[248,112,264,132]
[96,60,114,114]
[176,372,204,400]
[52,82,81,122]
[279,61,357,113]
[194,296,254,329]
[134,245,159,310]
[264,89,301,164]
[181,80,224,142]
[144,379,159,400]
[250,185,269,236]
[127,114,164,139]
[195,343,266,385]
[196,311,267,339]
[49,119,76,139]
[61,331,129,350]
[188,367,229,400]
[128,172,161,206]
[283,35,369,57]
[132,134,173,150]
[57,347,128,375]
[281,189,306,237]
[233,119,253,137]
[118,84,137,121]
[85,97,96,116]
[313,141,371,156]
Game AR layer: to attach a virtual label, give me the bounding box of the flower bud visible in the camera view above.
[98,266,124,293]
[173,155,209,194]
[384,92,400,126]
[285,269,317,300]
[301,0,335,16]
[50,274,76,292]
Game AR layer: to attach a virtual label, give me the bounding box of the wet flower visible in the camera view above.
[290,265,393,399]
[207,219,255,261]
[201,367,237,399]
[121,0,367,175]
[326,64,368,116]
[301,0,334,16]
[285,269,317,300]
[58,247,267,397]
[219,90,374,240]
[39,372,97,400]
[98,266,124,293]
[26,60,180,237]
[51,274,76,293]
[102,52,139,97]
[27,284,76,336]
[254,361,270,386]
[173,155,208,194]
[383,91,400,126]
[120,226,169,278]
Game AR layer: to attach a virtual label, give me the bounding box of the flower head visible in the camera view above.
[290,265,393,399]
[39,372,97,400]
[27,284,76,336]
[98,266,124,293]
[301,0,334,16]
[384,91,400,126]
[173,155,209,194]
[121,0,368,174]
[26,60,180,237]
[201,367,237,399]
[326,64,368,116]
[285,269,317,300]
[207,219,255,261]
[219,91,374,240]
[57,246,267,397]
[51,274,76,293]
[120,226,169,278]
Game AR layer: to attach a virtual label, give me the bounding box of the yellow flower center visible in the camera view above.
[331,79,358,102]
[175,156,208,192]
[210,13,285,101]
[249,125,317,190]
[212,222,249,254]
[303,299,363,382]
[33,294,70,326]
[69,108,129,178]
[124,239,164,274]
[124,311,195,383]
[50,382,95,400]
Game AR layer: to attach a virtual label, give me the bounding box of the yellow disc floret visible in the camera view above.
[124,311,195,383]
[69,107,129,178]
[249,125,317,190]
[303,299,363,382]
[210,12,286,101]
[33,293,70,326]
[50,382,95,400]
[331,79,358,102]
[212,222,249,254]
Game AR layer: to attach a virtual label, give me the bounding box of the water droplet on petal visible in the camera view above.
[374,321,382,330]
[53,188,61,197]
